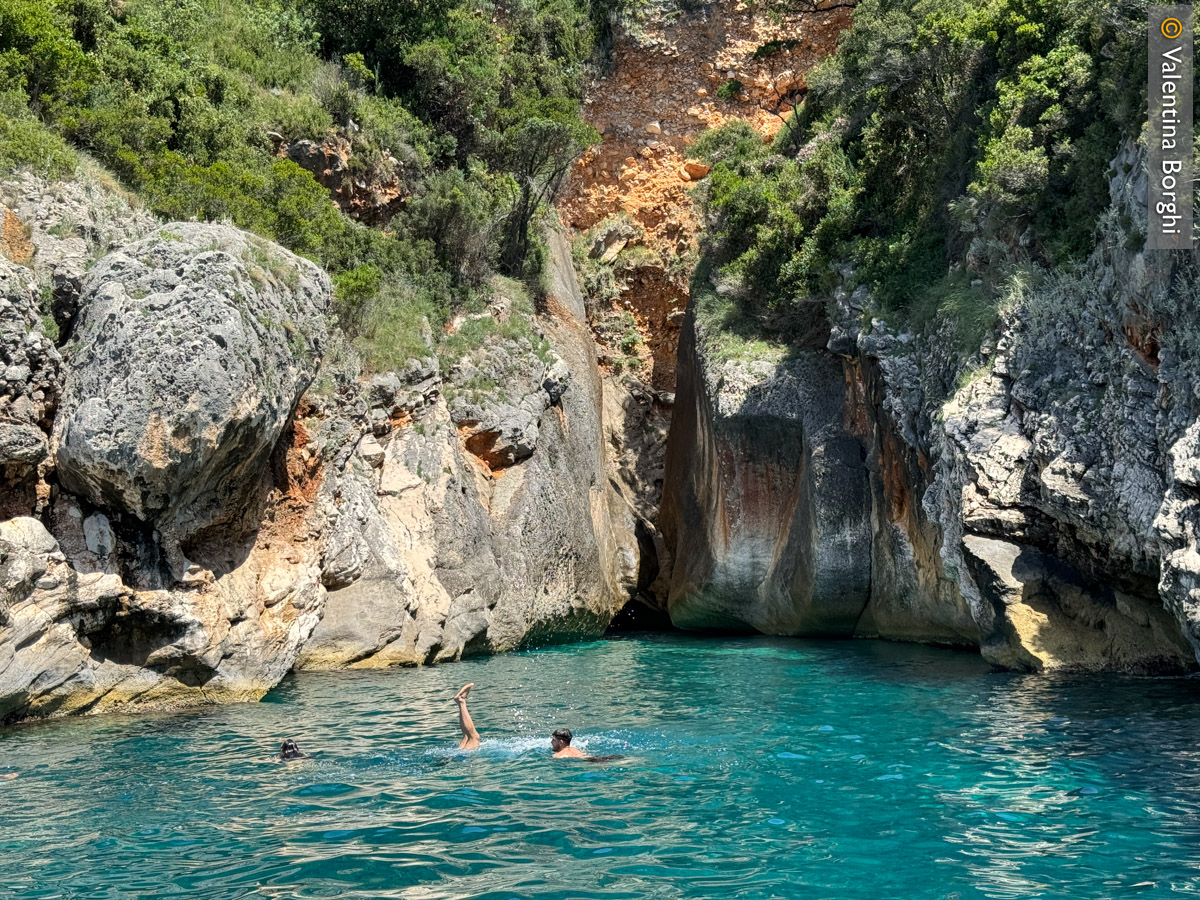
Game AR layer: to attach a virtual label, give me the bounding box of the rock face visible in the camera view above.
[282,135,407,225]
[0,259,60,517]
[297,230,639,667]
[892,140,1199,672]
[843,346,980,647]
[959,535,1187,672]
[660,308,873,633]
[0,506,325,722]
[53,223,329,576]
[0,168,158,293]
[0,196,330,722]
[0,169,157,519]
[659,140,1200,672]
[0,169,639,722]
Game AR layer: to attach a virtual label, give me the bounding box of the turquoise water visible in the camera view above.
[4,634,1200,898]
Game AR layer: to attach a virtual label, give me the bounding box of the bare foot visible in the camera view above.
[453,683,474,703]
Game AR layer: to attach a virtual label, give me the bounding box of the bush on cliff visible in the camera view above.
[694,0,1148,325]
[0,0,391,267]
[0,0,609,369]
[0,92,76,178]
[693,119,857,313]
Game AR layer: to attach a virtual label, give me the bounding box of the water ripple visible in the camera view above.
[4,635,1200,898]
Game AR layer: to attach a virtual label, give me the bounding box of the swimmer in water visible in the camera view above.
[452,683,620,761]
[550,728,586,759]
[553,728,623,762]
[278,739,309,761]
[453,683,481,750]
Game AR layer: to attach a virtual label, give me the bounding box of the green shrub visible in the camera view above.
[694,119,857,317]
[691,120,764,169]
[690,0,1147,338]
[752,40,798,61]
[716,78,742,101]
[0,90,76,177]
[311,61,360,128]
[401,166,497,286]
[0,0,605,372]
[0,0,98,116]
[333,263,383,332]
[254,89,331,141]
[357,94,439,167]
[356,278,440,372]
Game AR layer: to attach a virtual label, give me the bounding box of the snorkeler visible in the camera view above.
[278,739,309,761]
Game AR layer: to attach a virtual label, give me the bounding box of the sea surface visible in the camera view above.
[4,634,1200,899]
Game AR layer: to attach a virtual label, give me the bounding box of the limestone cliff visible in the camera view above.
[557,2,849,614]
[0,173,637,722]
[297,230,638,668]
[0,209,330,720]
[659,141,1200,673]
[659,297,873,634]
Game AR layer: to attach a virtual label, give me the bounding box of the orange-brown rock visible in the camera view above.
[283,135,407,225]
[557,1,848,401]
[0,208,33,265]
[559,1,848,255]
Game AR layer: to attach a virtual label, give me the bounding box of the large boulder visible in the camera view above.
[53,223,330,572]
[0,213,331,722]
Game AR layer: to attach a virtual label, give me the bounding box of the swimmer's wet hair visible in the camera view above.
[552,728,572,744]
[279,739,308,760]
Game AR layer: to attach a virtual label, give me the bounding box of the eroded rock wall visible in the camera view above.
[659,140,1200,673]
[0,259,59,518]
[297,229,638,667]
[0,174,636,722]
[843,347,980,647]
[54,223,330,578]
[0,207,330,721]
[659,304,874,634]
[907,142,1199,673]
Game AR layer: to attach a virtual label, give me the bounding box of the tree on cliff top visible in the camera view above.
[490,98,598,277]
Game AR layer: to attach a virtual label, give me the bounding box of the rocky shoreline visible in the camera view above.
[657,142,1200,674]
[3,138,1199,724]
[0,172,638,723]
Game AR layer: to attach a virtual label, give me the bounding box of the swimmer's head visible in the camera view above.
[550,728,572,750]
[279,739,308,760]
